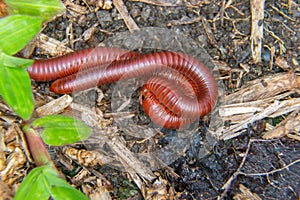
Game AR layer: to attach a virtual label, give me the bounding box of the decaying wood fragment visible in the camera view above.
[250,0,265,63]
[113,0,139,32]
[224,72,300,104]
[216,73,300,140]
[275,56,292,70]
[65,0,88,14]
[107,138,156,188]
[36,95,73,117]
[70,102,112,128]
[0,126,27,185]
[99,0,113,10]
[142,177,171,200]
[62,147,114,167]
[0,180,13,200]
[82,23,99,41]
[220,99,300,140]
[35,34,73,57]
[233,184,262,200]
[82,179,112,200]
[263,110,300,140]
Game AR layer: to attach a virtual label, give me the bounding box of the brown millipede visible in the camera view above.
[27,47,218,129]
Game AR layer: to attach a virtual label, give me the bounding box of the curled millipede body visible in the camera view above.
[27,47,218,129]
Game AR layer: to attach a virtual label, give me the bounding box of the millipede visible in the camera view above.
[27,47,218,129]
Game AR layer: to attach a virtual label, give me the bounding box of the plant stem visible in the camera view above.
[23,125,56,169]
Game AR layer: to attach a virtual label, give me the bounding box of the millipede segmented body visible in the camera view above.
[27,47,218,129]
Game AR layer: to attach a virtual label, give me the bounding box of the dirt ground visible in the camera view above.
[1,0,300,199]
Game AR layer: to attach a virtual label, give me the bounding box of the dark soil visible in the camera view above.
[29,0,300,199]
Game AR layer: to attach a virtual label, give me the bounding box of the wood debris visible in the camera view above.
[250,0,265,63]
[65,0,88,14]
[82,23,99,41]
[275,56,293,70]
[263,110,300,140]
[215,72,300,140]
[107,138,156,182]
[142,177,175,200]
[70,102,113,128]
[0,180,13,200]
[0,125,28,185]
[35,33,73,57]
[113,0,139,32]
[233,184,262,200]
[36,95,73,117]
[62,147,113,167]
[82,179,112,200]
[98,0,113,10]
[224,72,300,104]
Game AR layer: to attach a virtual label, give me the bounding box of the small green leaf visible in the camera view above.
[0,15,42,55]
[5,0,65,21]
[2,53,33,69]
[50,185,90,200]
[15,166,51,200]
[15,165,89,200]
[0,58,34,119]
[32,115,91,146]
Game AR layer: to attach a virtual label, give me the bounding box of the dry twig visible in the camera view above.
[113,0,139,32]
[250,0,265,63]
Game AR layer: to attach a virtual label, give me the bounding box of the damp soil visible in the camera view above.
[28,0,300,199]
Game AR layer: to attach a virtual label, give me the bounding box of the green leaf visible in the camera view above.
[14,166,51,200]
[2,53,33,69]
[50,184,90,200]
[15,165,89,200]
[5,0,65,21]
[0,15,42,55]
[0,56,34,119]
[32,115,91,146]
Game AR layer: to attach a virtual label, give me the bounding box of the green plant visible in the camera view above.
[16,115,90,200]
[0,1,91,199]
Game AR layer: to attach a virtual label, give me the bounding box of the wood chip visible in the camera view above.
[99,0,113,10]
[0,180,13,200]
[275,56,292,70]
[263,110,300,140]
[142,177,170,200]
[36,95,73,117]
[233,184,262,200]
[82,178,112,200]
[83,23,99,41]
[62,147,114,167]
[35,33,73,57]
[250,0,265,63]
